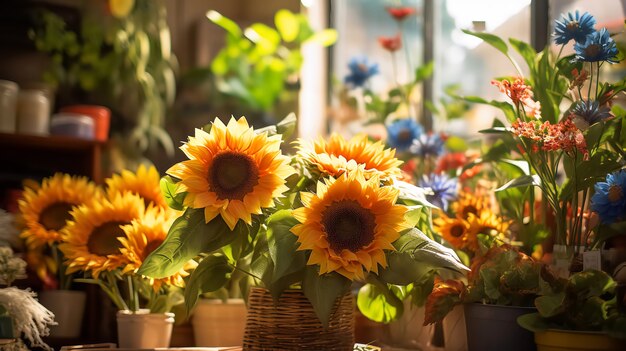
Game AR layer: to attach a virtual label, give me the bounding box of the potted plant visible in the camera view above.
[18,173,102,339]
[138,114,468,350]
[424,244,561,351]
[518,269,626,350]
[53,166,193,349]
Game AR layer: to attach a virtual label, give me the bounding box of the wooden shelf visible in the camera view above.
[0,132,105,184]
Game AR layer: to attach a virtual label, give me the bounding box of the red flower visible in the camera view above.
[386,7,416,21]
[435,152,467,174]
[378,34,402,52]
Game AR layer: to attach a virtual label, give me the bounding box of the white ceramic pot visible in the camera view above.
[383,302,434,349]
[442,304,467,351]
[116,309,174,349]
[191,299,246,347]
[39,290,86,338]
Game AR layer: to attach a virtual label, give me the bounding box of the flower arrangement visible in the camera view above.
[459,10,626,277]
[138,115,468,327]
[18,166,190,314]
[0,246,55,351]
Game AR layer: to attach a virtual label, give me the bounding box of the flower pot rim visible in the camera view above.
[537,328,611,336]
[197,298,245,305]
[466,302,536,310]
[117,309,175,318]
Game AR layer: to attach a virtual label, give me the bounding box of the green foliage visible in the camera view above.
[357,281,405,323]
[183,254,232,314]
[518,270,626,338]
[302,267,351,328]
[208,9,337,116]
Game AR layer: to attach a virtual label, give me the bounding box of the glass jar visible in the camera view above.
[16,89,50,135]
[0,80,19,133]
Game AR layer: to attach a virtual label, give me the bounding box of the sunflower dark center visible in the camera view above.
[87,221,128,256]
[143,239,164,260]
[322,200,376,252]
[450,224,465,238]
[209,151,259,201]
[609,185,623,202]
[462,205,478,219]
[39,202,74,231]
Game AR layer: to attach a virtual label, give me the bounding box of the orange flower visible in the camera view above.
[386,7,416,21]
[424,279,465,325]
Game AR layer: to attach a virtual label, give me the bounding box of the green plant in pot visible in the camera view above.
[424,244,562,351]
[207,9,337,126]
[518,269,626,350]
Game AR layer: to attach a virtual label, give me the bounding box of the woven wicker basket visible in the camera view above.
[243,287,355,351]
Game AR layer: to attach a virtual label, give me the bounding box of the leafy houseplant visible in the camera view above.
[424,245,561,351]
[518,269,626,349]
[207,9,337,125]
[138,114,467,349]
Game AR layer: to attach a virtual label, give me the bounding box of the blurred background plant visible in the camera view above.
[206,9,337,126]
[28,0,177,169]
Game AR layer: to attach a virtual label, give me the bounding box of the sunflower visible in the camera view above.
[451,192,490,221]
[118,207,195,290]
[298,133,402,181]
[106,164,167,209]
[60,193,146,278]
[466,212,510,248]
[433,215,469,251]
[19,173,102,247]
[167,117,295,230]
[291,170,409,280]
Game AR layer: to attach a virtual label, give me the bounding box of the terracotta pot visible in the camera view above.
[191,299,247,347]
[39,290,86,338]
[535,329,626,351]
[116,309,174,349]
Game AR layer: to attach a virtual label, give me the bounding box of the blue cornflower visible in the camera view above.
[410,133,445,158]
[344,56,379,88]
[553,11,596,45]
[571,100,613,130]
[419,173,458,211]
[591,170,626,224]
[574,28,619,63]
[386,118,423,152]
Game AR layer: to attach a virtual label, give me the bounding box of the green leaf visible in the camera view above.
[159,176,186,211]
[535,293,566,317]
[414,61,434,82]
[275,9,299,43]
[393,228,468,274]
[379,251,435,285]
[495,175,540,192]
[462,29,508,55]
[266,210,306,283]
[206,10,242,37]
[499,159,530,175]
[463,96,517,123]
[302,266,351,327]
[304,29,338,47]
[138,209,242,279]
[184,254,232,314]
[509,38,536,71]
[517,312,551,332]
[357,283,403,323]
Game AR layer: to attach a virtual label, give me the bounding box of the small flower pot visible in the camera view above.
[464,303,536,351]
[39,290,86,339]
[116,309,174,349]
[191,298,247,347]
[534,329,626,351]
